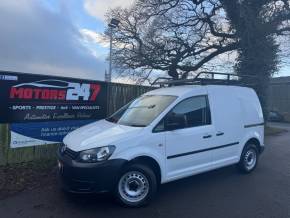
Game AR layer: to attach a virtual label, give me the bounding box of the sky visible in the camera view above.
[0,0,288,81]
[0,0,134,81]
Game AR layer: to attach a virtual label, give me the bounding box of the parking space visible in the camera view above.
[0,127,290,218]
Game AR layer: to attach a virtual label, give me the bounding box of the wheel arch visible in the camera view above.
[244,137,262,153]
[124,156,162,184]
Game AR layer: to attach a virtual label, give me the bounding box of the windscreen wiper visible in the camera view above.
[130,124,146,127]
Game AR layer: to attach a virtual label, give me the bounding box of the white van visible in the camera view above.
[57,84,264,207]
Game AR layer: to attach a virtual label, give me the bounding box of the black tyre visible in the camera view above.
[115,164,157,207]
[238,144,259,173]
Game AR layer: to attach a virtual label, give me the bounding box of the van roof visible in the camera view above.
[145,85,252,98]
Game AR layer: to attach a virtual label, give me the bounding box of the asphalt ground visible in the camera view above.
[0,124,289,218]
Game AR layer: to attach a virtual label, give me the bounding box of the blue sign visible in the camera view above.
[10,120,95,148]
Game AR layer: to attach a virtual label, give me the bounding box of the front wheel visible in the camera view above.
[238,144,259,173]
[115,164,157,207]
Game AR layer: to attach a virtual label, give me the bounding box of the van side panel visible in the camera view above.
[237,88,264,127]
[207,86,243,166]
[237,88,264,152]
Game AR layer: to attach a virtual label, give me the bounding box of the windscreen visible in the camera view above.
[106,95,177,127]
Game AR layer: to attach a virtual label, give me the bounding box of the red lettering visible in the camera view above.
[58,90,66,100]
[23,88,33,99]
[10,87,71,101]
[90,84,101,101]
[10,87,23,98]
[33,89,42,99]
[49,90,58,100]
[41,89,50,99]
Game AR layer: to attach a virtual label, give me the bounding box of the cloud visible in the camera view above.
[80,29,109,48]
[0,0,106,80]
[84,0,135,21]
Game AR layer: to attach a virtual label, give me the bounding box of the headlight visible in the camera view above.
[78,146,116,163]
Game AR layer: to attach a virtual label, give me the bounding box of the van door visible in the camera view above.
[207,87,242,167]
[164,95,215,181]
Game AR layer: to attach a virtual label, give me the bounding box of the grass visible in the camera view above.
[0,159,57,200]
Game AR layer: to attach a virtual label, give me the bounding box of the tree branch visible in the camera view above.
[179,42,239,72]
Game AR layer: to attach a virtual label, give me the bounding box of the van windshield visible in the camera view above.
[106,95,177,127]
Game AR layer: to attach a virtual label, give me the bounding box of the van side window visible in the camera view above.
[171,95,211,128]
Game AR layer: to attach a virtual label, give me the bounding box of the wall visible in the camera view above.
[0,83,152,165]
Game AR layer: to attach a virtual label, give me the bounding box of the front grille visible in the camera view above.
[64,147,79,159]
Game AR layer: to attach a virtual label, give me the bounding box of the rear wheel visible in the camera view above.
[115,164,157,207]
[238,144,259,173]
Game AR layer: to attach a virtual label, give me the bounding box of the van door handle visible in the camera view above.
[216,131,224,136]
[203,134,212,139]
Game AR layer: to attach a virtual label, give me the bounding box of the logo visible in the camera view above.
[9,79,101,101]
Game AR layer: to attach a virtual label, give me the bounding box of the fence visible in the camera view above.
[0,83,152,166]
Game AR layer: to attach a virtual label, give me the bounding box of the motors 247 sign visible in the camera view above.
[0,71,107,148]
[0,71,107,123]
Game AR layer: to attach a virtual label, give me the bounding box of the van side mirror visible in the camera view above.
[165,113,186,131]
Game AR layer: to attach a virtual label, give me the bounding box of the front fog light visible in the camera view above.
[79,146,116,163]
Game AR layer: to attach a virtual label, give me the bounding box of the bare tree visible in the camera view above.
[107,0,238,81]
[106,0,290,116]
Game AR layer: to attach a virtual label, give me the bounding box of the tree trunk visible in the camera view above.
[236,36,278,119]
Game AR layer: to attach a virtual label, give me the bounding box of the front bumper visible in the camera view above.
[57,149,127,193]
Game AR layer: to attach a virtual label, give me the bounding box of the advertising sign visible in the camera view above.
[0,71,107,123]
[0,71,108,148]
[10,120,94,148]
